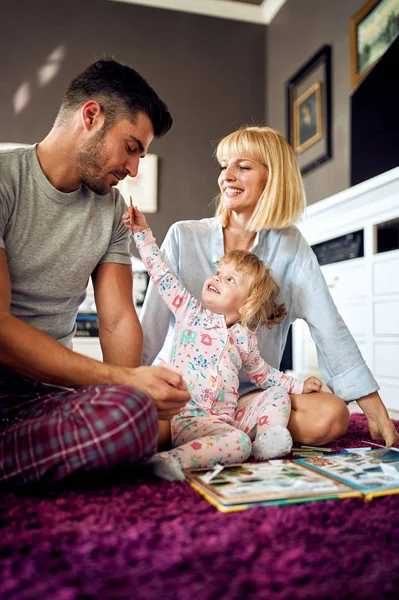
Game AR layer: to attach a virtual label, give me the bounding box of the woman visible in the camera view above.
[140,126,398,448]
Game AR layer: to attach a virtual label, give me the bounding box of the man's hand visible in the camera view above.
[125,365,190,420]
[357,391,399,447]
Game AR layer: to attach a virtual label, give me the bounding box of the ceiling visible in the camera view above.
[109,0,288,24]
[218,0,263,5]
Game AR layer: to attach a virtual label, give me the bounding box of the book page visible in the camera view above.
[187,461,355,505]
[297,448,399,491]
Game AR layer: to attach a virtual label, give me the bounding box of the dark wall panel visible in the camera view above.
[0,0,265,243]
[351,35,399,186]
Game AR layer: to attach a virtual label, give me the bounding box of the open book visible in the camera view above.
[185,447,399,512]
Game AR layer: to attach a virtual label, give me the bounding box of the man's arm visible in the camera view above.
[92,262,142,367]
[357,391,399,447]
[0,249,133,386]
[0,249,190,417]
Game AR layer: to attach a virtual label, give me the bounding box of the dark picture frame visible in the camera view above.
[286,45,332,175]
[350,0,399,90]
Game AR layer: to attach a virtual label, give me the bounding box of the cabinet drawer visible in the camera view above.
[378,382,399,412]
[373,301,399,335]
[373,254,399,295]
[373,342,399,378]
[339,302,368,337]
[322,261,366,299]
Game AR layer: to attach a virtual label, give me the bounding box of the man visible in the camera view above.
[0,58,190,487]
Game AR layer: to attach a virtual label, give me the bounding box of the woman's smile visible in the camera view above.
[218,157,268,213]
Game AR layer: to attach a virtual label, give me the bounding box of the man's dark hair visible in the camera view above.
[57,58,172,137]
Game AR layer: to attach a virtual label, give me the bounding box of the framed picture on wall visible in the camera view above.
[350,0,399,90]
[286,45,332,175]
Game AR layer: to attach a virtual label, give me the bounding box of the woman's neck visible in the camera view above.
[223,213,257,254]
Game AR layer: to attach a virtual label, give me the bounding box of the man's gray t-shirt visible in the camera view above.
[0,145,131,348]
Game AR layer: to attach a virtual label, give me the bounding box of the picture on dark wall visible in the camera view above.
[293,81,322,154]
[350,0,399,89]
[286,45,332,175]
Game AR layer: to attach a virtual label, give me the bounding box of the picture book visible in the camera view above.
[185,460,361,513]
[185,448,399,512]
[296,447,399,499]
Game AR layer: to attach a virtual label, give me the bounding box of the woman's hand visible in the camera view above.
[122,198,149,233]
[357,392,399,447]
[368,416,399,447]
[302,376,323,394]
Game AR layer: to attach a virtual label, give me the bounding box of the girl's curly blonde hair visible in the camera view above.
[219,250,286,332]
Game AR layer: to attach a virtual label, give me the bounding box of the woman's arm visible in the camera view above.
[295,248,378,399]
[295,246,398,445]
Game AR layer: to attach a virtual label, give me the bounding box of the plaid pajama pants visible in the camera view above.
[0,366,158,487]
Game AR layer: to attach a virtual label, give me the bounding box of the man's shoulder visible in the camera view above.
[0,145,33,165]
[0,146,34,186]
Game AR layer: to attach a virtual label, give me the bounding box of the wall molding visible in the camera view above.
[108,0,287,24]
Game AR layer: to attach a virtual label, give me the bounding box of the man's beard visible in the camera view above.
[75,129,113,196]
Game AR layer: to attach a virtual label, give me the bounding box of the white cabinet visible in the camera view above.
[73,337,102,361]
[72,256,147,362]
[292,166,399,410]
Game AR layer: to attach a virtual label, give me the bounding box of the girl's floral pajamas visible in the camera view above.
[134,229,303,470]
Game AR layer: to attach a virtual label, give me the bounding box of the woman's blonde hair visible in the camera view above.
[219,250,286,332]
[215,126,306,230]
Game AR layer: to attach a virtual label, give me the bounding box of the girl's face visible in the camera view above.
[217,154,268,217]
[202,263,251,326]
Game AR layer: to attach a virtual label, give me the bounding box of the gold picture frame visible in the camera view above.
[293,81,323,154]
[350,0,399,90]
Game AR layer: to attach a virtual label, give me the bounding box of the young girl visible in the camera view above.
[126,206,322,481]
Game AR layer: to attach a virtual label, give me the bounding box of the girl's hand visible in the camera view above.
[122,210,131,229]
[302,376,323,394]
[130,204,148,232]
[122,198,149,233]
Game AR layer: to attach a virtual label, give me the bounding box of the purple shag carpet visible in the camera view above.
[1,413,399,600]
